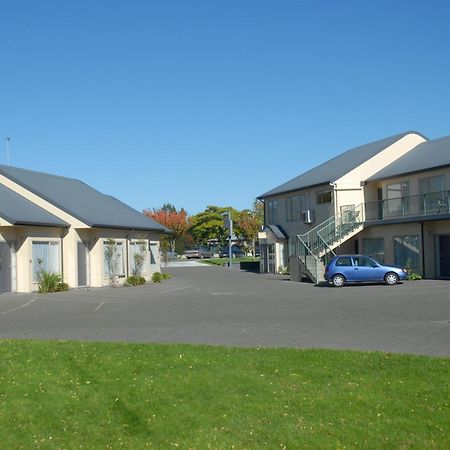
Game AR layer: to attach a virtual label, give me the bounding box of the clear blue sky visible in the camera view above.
[1,0,450,215]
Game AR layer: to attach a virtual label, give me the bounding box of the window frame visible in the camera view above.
[316,190,333,205]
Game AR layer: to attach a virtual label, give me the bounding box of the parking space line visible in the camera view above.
[160,285,194,294]
[0,297,38,316]
[94,302,105,312]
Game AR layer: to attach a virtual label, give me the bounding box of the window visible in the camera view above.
[336,257,352,266]
[394,235,419,273]
[129,241,148,276]
[419,175,446,212]
[103,240,125,278]
[386,181,409,214]
[268,200,278,224]
[317,190,333,204]
[353,256,376,267]
[32,241,60,283]
[286,195,305,222]
[362,238,384,263]
[418,175,445,194]
[149,242,158,267]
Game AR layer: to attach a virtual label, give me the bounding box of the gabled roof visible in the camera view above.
[0,165,166,232]
[0,184,68,227]
[265,225,287,239]
[367,134,450,182]
[258,131,426,198]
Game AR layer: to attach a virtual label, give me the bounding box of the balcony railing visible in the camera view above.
[365,190,450,222]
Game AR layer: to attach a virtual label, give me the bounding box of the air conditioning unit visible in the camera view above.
[302,209,315,224]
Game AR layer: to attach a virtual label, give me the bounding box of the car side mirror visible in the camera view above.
[372,264,378,268]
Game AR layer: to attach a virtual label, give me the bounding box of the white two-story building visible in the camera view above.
[258,131,450,282]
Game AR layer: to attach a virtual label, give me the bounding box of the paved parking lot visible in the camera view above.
[0,263,449,357]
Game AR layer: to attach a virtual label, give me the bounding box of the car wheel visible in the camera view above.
[385,272,399,285]
[331,274,345,287]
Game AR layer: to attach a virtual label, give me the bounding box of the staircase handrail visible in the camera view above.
[293,203,365,283]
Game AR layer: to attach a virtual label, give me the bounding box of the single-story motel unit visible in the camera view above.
[258,131,450,283]
[0,165,166,293]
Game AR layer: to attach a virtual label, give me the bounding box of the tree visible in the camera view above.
[189,206,241,247]
[143,205,190,252]
[237,200,264,256]
[104,238,120,287]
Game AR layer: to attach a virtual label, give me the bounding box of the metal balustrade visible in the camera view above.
[289,191,450,283]
[290,204,364,283]
[365,190,450,221]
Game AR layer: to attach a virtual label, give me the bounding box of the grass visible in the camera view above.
[0,340,449,449]
[200,257,259,266]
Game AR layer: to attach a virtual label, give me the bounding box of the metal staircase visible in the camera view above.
[290,204,365,283]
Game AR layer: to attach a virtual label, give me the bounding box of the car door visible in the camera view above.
[334,256,356,281]
[351,256,384,282]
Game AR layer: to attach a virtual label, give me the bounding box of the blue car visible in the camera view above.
[325,255,407,287]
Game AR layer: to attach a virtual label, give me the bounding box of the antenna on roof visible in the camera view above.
[5,137,11,165]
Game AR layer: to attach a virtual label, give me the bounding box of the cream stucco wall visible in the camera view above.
[264,183,335,237]
[335,133,426,189]
[333,133,427,219]
[342,220,450,279]
[88,229,161,287]
[365,166,450,200]
[0,226,66,292]
[0,174,163,292]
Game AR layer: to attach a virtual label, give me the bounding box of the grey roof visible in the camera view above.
[0,184,68,227]
[0,165,166,232]
[367,134,450,182]
[266,224,288,239]
[258,131,426,198]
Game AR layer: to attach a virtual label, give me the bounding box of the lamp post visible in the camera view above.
[223,211,233,268]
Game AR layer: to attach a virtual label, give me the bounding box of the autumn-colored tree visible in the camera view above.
[237,200,264,256]
[143,204,190,252]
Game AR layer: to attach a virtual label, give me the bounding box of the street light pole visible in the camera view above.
[228,210,233,268]
[223,211,233,268]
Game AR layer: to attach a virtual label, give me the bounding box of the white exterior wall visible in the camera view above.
[0,226,65,293]
[0,172,164,292]
[264,183,335,237]
[88,229,161,287]
[334,133,427,218]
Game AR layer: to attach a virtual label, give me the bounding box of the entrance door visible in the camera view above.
[377,188,383,219]
[77,242,88,287]
[436,235,450,278]
[268,244,276,273]
[149,242,158,272]
[0,242,12,293]
[260,244,268,273]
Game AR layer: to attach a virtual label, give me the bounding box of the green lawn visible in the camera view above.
[0,340,448,449]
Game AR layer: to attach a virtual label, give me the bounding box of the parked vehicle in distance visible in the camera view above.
[163,251,178,261]
[219,246,245,258]
[324,255,407,287]
[184,248,213,259]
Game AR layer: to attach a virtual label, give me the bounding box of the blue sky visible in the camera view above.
[1,0,450,215]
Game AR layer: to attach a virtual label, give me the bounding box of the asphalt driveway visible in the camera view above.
[0,263,449,357]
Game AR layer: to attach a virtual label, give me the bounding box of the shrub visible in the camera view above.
[126,276,146,286]
[38,271,66,293]
[161,273,171,280]
[152,272,162,283]
[407,272,422,280]
[56,282,69,292]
